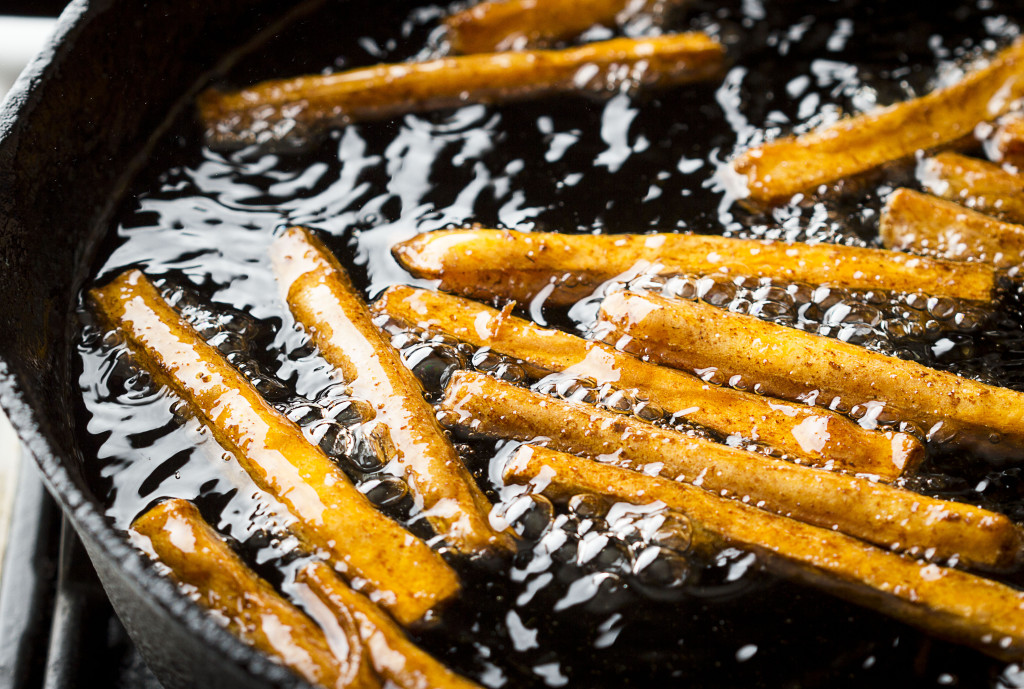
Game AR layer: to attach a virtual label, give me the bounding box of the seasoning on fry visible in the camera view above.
[439,370,1023,571]
[91,269,460,626]
[505,444,1024,661]
[921,152,1024,224]
[272,226,514,555]
[732,39,1024,204]
[375,284,921,478]
[199,33,724,149]
[881,187,1024,268]
[598,289,1024,455]
[294,561,485,689]
[131,499,380,689]
[391,229,999,304]
[445,0,662,54]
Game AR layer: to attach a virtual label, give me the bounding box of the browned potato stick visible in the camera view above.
[198,34,723,149]
[439,370,1023,571]
[90,270,459,626]
[731,38,1024,205]
[504,445,1024,661]
[374,284,921,478]
[996,116,1024,162]
[272,227,513,555]
[881,188,1024,268]
[295,561,484,689]
[445,0,656,54]
[391,229,999,304]
[131,499,379,689]
[922,152,1024,224]
[599,290,1024,453]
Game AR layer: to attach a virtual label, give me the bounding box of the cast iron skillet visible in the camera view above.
[0,1,333,686]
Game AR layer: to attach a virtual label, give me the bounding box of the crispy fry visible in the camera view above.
[294,561,484,689]
[439,370,1023,571]
[272,227,513,555]
[599,290,1024,454]
[391,229,999,304]
[731,39,1024,205]
[922,151,1024,224]
[90,270,459,626]
[992,114,1024,163]
[504,445,1024,661]
[881,188,1024,268]
[374,284,921,478]
[198,33,723,149]
[445,0,658,54]
[131,499,379,689]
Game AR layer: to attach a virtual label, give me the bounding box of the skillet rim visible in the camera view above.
[0,1,325,687]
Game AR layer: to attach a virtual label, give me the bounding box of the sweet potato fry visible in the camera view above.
[391,229,999,304]
[272,227,513,555]
[445,0,658,54]
[374,284,921,478]
[731,38,1024,205]
[599,290,1024,454]
[439,370,1023,571]
[131,499,379,689]
[504,445,1024,661]
[881,188,1024,268]
[921,152,1024,224]
[90,269,459,626]
[198,33,724,149]
[991,114,1024,163]
[294,561,484,689]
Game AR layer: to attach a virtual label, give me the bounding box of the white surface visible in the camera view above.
[0,16,58,581]
[0,16,57,97]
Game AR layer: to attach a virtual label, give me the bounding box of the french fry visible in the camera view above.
[504,445,1024,661]
[445,0,658,54]
[90,270,459,626]
[599,290,1024,454]
[881,188,1024,268]
[439,370,1023,571]
[922,152,1024,224]
[731,38,1024,205]
[391,229,999,304]
[992,114,1024,163]
[374,284,922,478]
[272,227,513,555]
[198,33,724,149]
[294,561,484,689]
[131,499,380,689]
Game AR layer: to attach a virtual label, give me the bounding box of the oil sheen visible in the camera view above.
[75,0,1024,686]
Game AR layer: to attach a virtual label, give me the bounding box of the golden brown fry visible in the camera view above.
[440,370,1023,571]
[198,33,723,149]
[131,499,380,689]
[992,114,1024,163]
[391,229,999,304]
[272,227,513,555]
[504,445,1024,661]
[445,0,659,54]
[294,561,484,689]
[922,152,1024,224]
[91,270,459,626]
[599,290,1024,454]
[731,38,1024,205]
[374,284,921,478]
[881,188,1024,268]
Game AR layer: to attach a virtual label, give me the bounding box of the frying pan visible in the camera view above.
[0,1,329,686]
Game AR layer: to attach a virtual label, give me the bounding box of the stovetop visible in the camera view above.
[0,4,162,686]
[0,464,162,689]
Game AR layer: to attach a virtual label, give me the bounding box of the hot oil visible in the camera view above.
[74,0,1024,686]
